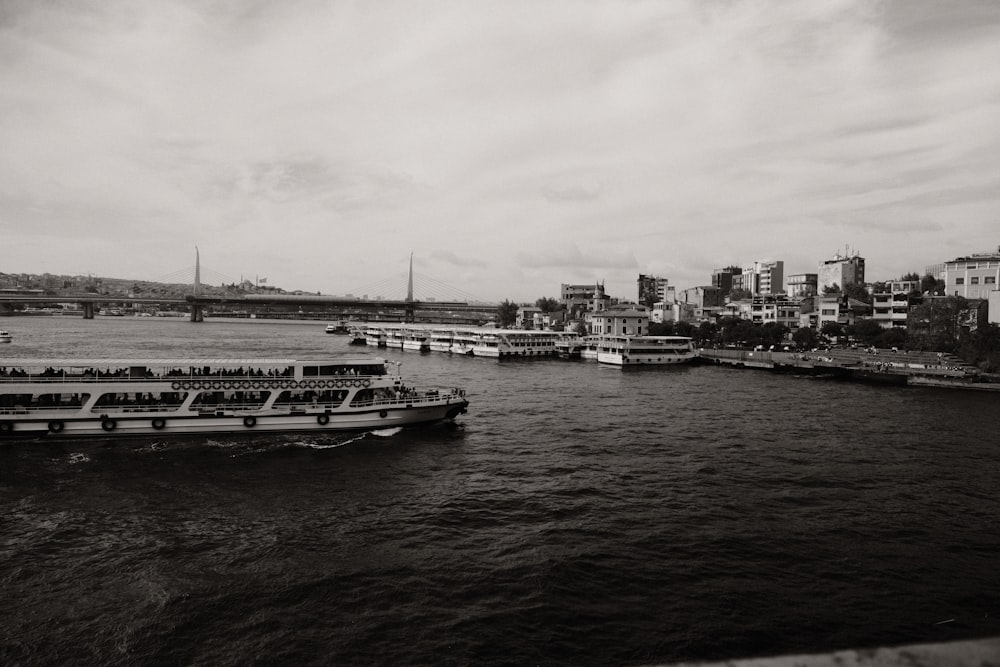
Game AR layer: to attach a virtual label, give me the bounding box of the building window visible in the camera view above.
[971,277,979,285]
[986,276,997,284]
[956,278,965,285]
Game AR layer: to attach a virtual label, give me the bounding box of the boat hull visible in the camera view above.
[0,400,469,439]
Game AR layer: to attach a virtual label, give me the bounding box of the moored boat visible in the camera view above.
[0,356,468,439]
[0,330,11,344]
[595,335,697,366]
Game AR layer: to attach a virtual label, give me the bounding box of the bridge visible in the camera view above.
[0,252,496,324]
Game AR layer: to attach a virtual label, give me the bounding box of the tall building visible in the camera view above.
[711,266,742,298]
[818,249,865,293]
[755,260,784,295]
[636,274,671,307]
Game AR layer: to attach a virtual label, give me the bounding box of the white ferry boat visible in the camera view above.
[580,336,600,360]
[595,336,697,366]
[364,326,386,347]
[429,328,455,353]
[472,330,561,357]
[451,330,477,356]
[384,326,405,349]
[401,328,430,352]
[0,356,468,439]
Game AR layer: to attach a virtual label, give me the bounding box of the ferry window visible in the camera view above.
[955,278,965,285]
[986,276,997,284]
[304,366,319,377]
[971,277,979,284]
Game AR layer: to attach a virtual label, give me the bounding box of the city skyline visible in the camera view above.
[2,0,999,302]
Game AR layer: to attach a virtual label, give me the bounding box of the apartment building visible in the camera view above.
[942,248,1000,300]
[818,251,865,292]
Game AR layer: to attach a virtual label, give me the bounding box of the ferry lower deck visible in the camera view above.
[0,357,468,439]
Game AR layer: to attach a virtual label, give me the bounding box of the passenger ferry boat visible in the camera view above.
[472,330,561,357]
[451,330,478,356]
[364,326,386,347]
[595,336,697,366]
[429,328,455,353]
[401,328,430,352]
[0,356,468,439]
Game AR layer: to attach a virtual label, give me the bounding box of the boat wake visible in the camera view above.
[295,432,369,449]
[369,427,403,437]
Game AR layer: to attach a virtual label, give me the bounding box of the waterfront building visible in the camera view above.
[871,279,921,329]
[786,273,818,299]
[650,301,680,324]
[816,294,872,329]
[516,306,542,329]
[818,249,866,293]
[942,247,1000,300]
[588,305,649,336]
[750,294,801,329]
[561,282,611,317]
[711,266,742,298]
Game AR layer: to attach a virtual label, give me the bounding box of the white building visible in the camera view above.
[942,248,1000,300]
[588,306,649,336]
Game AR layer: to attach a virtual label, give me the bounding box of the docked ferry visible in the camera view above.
[595,336,697,366]
[0,356,468,439]
[472,330,562,357]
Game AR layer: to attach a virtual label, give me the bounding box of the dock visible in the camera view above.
[697,347,1000,391]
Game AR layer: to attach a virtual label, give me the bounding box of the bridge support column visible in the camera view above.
[82,302,95,319]
[190,304,204,322]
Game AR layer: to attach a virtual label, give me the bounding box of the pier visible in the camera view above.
[698,346,1000,390]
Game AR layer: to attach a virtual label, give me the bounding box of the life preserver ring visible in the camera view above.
[151,418,166,430]
[379,410,388,418]
[0,422,12,434]
[171,381,181,390]
[101,419,117,432]
[362,378,371,388]
[48,421,65,433]
[243,416,256,428]
[317,414,330,426]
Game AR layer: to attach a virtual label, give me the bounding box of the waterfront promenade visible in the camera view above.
[698,346,1000,390]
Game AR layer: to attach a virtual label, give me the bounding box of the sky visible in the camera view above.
[2,0,999,303]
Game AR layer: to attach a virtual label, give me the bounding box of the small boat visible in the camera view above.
[0,356,469,439]
[0,330,11,343]
[325,321,349,334]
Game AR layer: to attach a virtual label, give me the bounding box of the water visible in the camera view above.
[2,317,999,665]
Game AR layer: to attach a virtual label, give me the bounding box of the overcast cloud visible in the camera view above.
[2,0,999,302]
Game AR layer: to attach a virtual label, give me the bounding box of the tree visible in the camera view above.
[728,288,752,301]
[907,296,968,352]
[921,274,944,296]
[495,300,519,328]
[820,321,844,338]
[901,272,920,282]
[793,326,818,349]
[851,319,883,345]
[843,282,871,304]
[535,296,560,312]
[648,321,675,336]
[822,283,840,295]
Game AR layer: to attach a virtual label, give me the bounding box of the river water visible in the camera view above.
[1,316,998,666]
